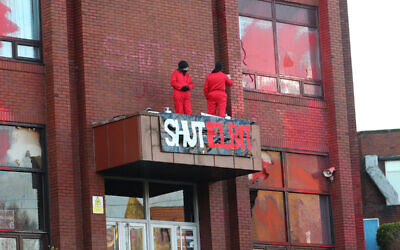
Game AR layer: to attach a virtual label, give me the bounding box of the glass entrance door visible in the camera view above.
[107,221,147,250]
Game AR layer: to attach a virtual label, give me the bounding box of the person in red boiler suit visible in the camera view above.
[171,61,193,115]
[203,62,233,117]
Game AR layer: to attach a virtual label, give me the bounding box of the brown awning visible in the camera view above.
[93,113,261,182]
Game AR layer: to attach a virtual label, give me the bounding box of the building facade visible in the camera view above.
[359,129,400,249]
[0,0,364,249]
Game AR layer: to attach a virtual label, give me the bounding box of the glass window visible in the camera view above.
[277,23,321,81]
[251,190,287,242]
[304,84,323,97]
[17,45,40,59]
[286,153,329,193]
[0,237,17,250]
[149,183,194,222]
[0,124,46,250]
[22,239,41,250]
[257,76,278,93]
[239,0,272,20]
[0,171,42,230]
[0,41,12,58]
[249,152,333,248]
[279,79,300,95]
[276,4,317,27]
[239,0,322,98]
[153,226,172,250]
[239,16,276,75]
[0,126,42,169]
[288,194,332,245]
[0,0,41,61]
[385,160,400,204]
[250,151,283,188]
[105,179,145,219]
[243,73,256,90]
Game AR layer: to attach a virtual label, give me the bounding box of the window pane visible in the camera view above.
[1,0,41,40]
[149,183,194,222]
[0,237,16,250]
[242,73,256,90]
[0,125,42,168]
[385,160,400,204]
[257,76,278,93]
[0,171,41,230]
[286,153,329,193]
[22,239,40,250]
[177,228,195,250]
[279,79,300,95]
[105,179,145,219]
[130,226,145,250]
[277,23,321,80]
[17,45,40,59]
[250,151,283,188]
[288,194,332,245]
[276,4,317,27]
[106,224,119,250]
[304,84,322,97]
[250,190,287,242]
[0,41,12,58]
[239,0,272,19]
[239,16,275,74]
[153,227,172,250]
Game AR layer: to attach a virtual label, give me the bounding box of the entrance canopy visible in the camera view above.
[93,112,261,182]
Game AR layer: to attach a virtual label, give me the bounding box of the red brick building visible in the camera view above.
[0,0,364,249]
[359,129,400,248]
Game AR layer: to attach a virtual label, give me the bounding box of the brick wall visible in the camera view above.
[0,0,364,249]
[359,129,400,224]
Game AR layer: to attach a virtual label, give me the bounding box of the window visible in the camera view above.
[239,0,322,98]
[105,179,199,250]
[0,0,41,61]
[0,124,47,250]
[385,160,400,204]
[249,151,333,249]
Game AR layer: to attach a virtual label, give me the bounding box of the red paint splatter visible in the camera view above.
[0,2,18,47]
[249,155,272,184]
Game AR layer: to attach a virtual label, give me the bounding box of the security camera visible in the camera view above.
[322,167,336,182]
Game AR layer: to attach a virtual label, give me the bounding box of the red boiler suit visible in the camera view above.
[203,71,233,117]
[171,70,194,115]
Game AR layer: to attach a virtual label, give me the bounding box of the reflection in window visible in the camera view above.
[105,179,144,219]
[239,0,272,20]
[0,41,12,58]
[106,224,119,250]
[0,237,17,250]
[0,0,40,40]
[0,126,42,168]
[257,76,277,93]
[279,79,300,95]
[130,226,144,250]
[288,193,332,245]
[149,183,194,222]
[385,160,400,204]
[277,23,321,81]
[276,4,317,27]
[0,171,41,230]
[286,153,329,193]
[250,190,287,242]
[242,73,256,90]
[239,16,275,74]
[22,239,41,250]
[153,227,172,250]
[17,45,41,59]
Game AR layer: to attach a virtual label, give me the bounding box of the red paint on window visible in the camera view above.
[250,151,283,188]
[0,3,18,47]
[277,23,321,80]
[251,190,287,242]
[239,16,275,75]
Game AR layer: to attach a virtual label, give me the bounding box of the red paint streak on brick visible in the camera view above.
[0,2,18,45]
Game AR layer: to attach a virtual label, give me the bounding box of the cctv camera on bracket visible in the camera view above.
[322,167,336,182]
